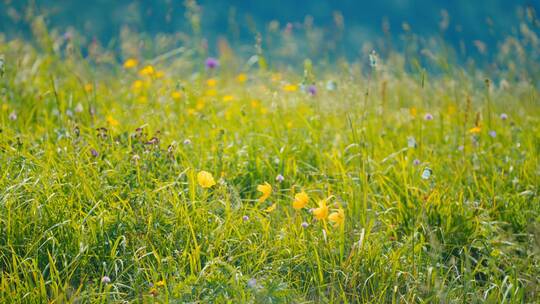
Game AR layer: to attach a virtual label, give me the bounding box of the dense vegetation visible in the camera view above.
[0,5,539,303]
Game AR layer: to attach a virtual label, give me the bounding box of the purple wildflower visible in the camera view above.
[301,222,309,228]
[242,215,249,222]
[9,111,17,121]
[247,278,258,288]
[489,130,496,138]
[90,149,99,157]
[205,57,219,69]
[413,159,421,166]
[183,139,192,145]
[275,174,284,183]
[424,113,433,121]
[101,276,111,284]
[307,85,317,96]
[500,113,508,121]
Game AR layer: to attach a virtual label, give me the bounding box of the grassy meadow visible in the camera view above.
[0,9,540,304]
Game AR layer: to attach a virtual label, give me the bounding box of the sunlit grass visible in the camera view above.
[0,9,539,303]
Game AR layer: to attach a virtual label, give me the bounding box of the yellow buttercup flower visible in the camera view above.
[207,78,217,87]
[250,100,260,109]
[154,71,165,79]
[171,91,183,100]
[139,65,155,76]
[196,99,205,110]
[313,200,329,220]
[328,208,345,227]
[468,126,481,134]
[257,182,272,202]
[292,191,309,210]
[236,73,248,83]
[123,58,138,69]
[197,170,216,188]
[106,115,119,127]
[131,80,144,91]
[222,95,234,102]
[283,84,298,92]
[84,83,93,92]
[410,107,417,117]
[156,280,166,287]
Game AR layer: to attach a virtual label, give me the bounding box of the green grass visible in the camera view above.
[0,13,539,304]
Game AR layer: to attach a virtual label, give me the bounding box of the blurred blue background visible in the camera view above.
[1,0,538,56]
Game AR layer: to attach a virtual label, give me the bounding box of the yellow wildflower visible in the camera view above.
[250,100,260,109]
[410,107,417,117]
[196,99,205,110]
[106,115,119,127]
[207,78,217,87]
[123,58,138,69]
[257,182,272,202]
[84,83,93,92]
[313,200,329,220]
[154,71,165,79]
[156,280,166,287]
[171,91,183,100]
[469,126,481,134]
[236,73,248,83]
[131,80,144,91]
[139,65,155,77]
[328,208,345,227]
[292,191,309,210]
[197,170,216,188]
[222,95,234,102]
[2,104,8,111]
[283,84,298,92]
